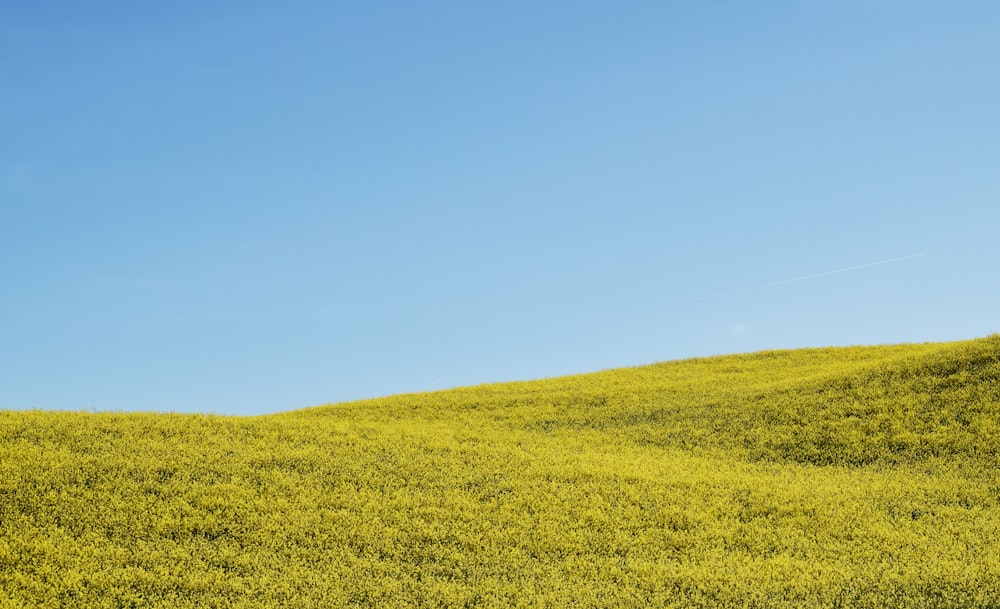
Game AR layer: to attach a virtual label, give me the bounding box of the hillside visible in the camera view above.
[2,336,999,608]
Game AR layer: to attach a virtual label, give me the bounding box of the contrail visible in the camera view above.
[423,375,449,391]
[693,253,926,302]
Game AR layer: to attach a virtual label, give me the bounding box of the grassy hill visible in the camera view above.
[2,336,999,608]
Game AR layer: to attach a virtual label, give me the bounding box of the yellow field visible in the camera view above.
[2,336,999,607]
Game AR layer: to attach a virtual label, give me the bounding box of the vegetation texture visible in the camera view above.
[3,336,1000,608]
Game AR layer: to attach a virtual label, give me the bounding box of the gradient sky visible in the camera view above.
[3,1,998,415]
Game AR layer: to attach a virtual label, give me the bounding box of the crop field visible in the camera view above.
[2,336,999,608]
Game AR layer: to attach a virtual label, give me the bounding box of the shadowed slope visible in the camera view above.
[293,335,1000,465]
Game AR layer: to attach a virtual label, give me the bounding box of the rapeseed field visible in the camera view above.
[2,336,999,608]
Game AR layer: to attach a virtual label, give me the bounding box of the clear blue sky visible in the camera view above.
[3,1,998,415]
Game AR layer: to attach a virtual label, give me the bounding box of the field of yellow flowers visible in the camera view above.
[2,336,999,608]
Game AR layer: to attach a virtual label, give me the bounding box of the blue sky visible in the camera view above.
[3,1,998,415]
